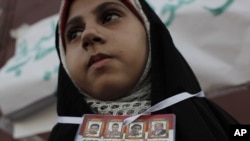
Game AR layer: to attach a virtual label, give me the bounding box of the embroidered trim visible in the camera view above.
[57,91,205,125]
[123,91,205,125]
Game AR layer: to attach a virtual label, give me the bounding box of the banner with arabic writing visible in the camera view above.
[148,0,250,95]
[0,15,59,116]
[0,0,249,138]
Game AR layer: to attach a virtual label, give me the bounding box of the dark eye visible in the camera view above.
[67,29,83,42]
[102,12,121,24]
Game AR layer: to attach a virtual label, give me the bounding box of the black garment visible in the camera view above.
[48,0,238,140]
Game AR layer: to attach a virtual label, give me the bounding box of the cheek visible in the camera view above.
[130,32,147,62]
[117,27,147,57]
[114,27,147,79]
[65,50,85,79]
[129,24,147,56]
[65,51,76,70]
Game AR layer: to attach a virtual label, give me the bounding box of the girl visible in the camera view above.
[49,0,238,140]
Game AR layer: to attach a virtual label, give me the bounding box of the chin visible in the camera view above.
[90,84,131,101]
[92,89,126,101]
[88,76,134,101]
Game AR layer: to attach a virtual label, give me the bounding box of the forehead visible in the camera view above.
[68,0,126,18]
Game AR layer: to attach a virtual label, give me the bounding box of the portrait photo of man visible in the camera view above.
[127,123,144,138]
[85,122,102,137]
[105,122,122,138]
[150,121,168,138]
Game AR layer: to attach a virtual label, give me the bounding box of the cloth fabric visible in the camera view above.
[49,0,238,141]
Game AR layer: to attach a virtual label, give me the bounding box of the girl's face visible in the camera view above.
[64,0,147,100]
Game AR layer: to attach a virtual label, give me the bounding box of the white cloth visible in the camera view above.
[147,0,250,96]
[0,15,59,115]
[0,15,59,139]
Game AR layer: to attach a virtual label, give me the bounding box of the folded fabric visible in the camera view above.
[150,0,250,95]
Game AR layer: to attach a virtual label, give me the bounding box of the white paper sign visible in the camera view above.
[0,15,59,115]
[147,0,250,95]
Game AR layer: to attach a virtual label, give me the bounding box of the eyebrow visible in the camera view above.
[66,16,82,29]
[65,2,128,31]
[93,1,128,15]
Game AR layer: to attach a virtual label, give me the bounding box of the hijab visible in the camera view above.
[49,0,238,141]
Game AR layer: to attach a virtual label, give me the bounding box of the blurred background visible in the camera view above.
[0,0,249,141]
[0,0,60,140]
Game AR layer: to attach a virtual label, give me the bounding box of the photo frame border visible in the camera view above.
[104,119,124,139]
[125,119,146,139]
[148,118,169,139]
[82,118,104,138]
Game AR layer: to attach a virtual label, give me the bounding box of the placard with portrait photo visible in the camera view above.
[104,120,124,139]
[125,121,146,139]
[75,114,175,141]
[81,118,104,138]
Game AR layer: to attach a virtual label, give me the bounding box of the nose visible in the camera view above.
[82,27,105,50]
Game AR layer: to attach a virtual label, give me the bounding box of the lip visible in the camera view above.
[88,53,112,68]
